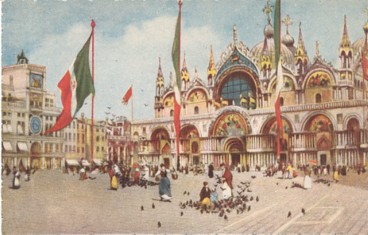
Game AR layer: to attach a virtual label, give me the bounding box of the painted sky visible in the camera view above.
[2,0,367,121]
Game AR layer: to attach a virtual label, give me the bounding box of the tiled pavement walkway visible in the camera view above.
[2,169,368,234]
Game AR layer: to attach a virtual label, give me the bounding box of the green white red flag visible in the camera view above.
[274,0,283,158]
[44,33,95,134]
[273,0,281,67]
[275,60,284,157]
[172,0,182,158]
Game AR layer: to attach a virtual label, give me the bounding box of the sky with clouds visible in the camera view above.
[2,0,368,121]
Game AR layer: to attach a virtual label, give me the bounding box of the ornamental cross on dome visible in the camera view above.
[262,0,273,22]
[282,15,293,33]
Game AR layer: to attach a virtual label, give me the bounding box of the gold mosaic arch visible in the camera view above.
[304,114,333,132]
[261,116,293,137]
[186,88,208,103]
[269,74,296,93]
[180,124,199,138]
[210,112,249,137]
[304,71,334,89]
[163,93,175,108]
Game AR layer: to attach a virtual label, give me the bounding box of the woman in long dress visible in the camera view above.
[159,170,172,202]
[12,168,21,189]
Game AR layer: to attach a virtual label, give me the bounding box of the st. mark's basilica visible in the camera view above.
[131,2,368,170]
[2,2,368,172]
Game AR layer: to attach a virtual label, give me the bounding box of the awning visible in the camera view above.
[82,159,90,166]
[2,141,13,152]
[17,142,28,152]
[93,159,102,166]
[66,159,80,166]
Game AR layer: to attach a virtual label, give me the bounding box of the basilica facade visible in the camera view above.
[131,6,368,170]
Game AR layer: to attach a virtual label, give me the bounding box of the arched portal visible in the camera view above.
[224,138,244,166]
[262,117,293,163]
[347,118,360,146]
[304,114,333,165]
[180,125,200,167]
[150,128,171,168]
[30,142,41,169]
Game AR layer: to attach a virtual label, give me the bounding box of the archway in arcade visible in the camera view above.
[30,142,41,169]
[224,138,244,167]
[151,128,171,168]
[180,125,200,167]
[305,114,333,165]
[262,117,293,150]
[151,128,170,153]
[262,117,293,163]
[346,118,360,146]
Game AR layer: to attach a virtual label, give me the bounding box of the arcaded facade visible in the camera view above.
[132,6,368,170]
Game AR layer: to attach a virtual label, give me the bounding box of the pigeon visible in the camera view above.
[187,192,190,196]
[181,211,184,216]
[141,206,144,211]
[248,205,251,211]
[158,222,161,228]
[152,203,155,209]
[219,210,224,217]
[288,211,291,218]
[285,186,288,189]
[302,208,305,215]
[183,191,187,195]
[256,196,259,202]
[224,215,228,220]
[251,175,256,179]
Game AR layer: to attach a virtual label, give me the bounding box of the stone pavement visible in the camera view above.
[2,169,368,234]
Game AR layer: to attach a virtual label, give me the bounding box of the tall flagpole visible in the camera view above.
[177,0,182,170]
[91,19,96,162]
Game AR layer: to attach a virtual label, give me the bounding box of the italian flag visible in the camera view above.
[44,33,95,134]
[172,0,182,158]
[273,0,283,158]
[275,60,284,157]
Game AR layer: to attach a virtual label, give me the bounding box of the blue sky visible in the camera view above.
[2,0,367,121]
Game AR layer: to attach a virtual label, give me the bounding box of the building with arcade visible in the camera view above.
[131,3,368,170]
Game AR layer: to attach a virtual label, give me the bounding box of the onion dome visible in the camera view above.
[264,24,274,38]
[251,38,295,69]
[252,1,294,69]
[282,33,294,48]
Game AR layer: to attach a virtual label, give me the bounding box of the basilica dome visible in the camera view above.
[250,37,295,70]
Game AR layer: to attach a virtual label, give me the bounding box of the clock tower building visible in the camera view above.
[2,51,65,170]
